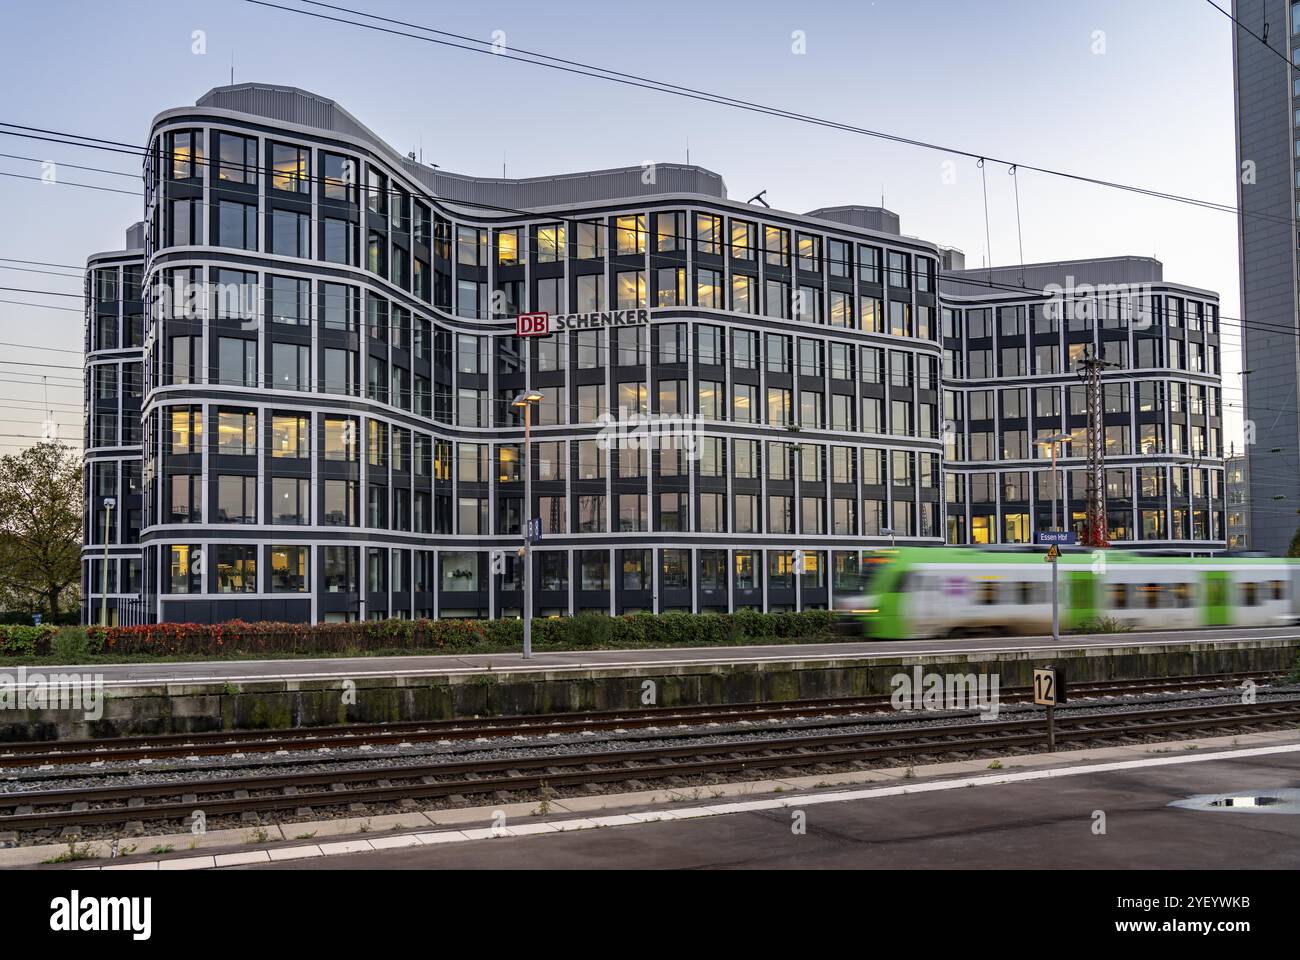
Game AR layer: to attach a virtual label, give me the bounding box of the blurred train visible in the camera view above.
[835,547,1300,640]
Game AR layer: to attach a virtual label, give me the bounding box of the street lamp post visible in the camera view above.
[100,497,116,627]
[1038,433,1072,532]
[1038,434,1071,644]
[512,392,543,659]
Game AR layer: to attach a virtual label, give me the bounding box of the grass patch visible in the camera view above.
[42,838,98,864]
[1071,617,1136,636]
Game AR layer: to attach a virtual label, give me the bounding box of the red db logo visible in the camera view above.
[516,312,550,337]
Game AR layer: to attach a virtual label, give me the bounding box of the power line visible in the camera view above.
[0,263,83,280]
[0,256,84,270]
[0,357,82,371]
[0,123,1274,382]
[0,375,81,390]
[1203,0,1298,73]
[0,8,1279,243]
[0,169,139,196]
[0,126,1289,349]
[0,297,81,313]
[241,0,1252,222]
[0,151,137,179]
[0,395,83,410]
[10,114,1295,238]
[0,285,81,299]
[0,341,83,355]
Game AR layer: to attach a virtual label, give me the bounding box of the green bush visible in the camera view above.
[565,612,615,648]
[50,627,97,664]
[0,624,58,656]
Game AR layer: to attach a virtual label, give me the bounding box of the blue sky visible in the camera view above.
[0,0,1249,448]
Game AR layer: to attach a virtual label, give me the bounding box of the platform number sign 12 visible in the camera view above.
[1033,666,1066,706]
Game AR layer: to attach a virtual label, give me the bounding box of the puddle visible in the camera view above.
[1169,788,1300,814]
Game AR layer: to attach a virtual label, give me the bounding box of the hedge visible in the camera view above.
[0,624,59,656]
[70,610,839,658]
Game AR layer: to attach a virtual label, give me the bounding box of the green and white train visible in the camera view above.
[838,548,1300,640]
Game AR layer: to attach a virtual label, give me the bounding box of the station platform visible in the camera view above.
[9,627,1296,742]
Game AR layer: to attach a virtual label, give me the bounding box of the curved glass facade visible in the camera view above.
[79,85,1222,625]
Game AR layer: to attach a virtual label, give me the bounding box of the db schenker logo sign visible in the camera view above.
[516,312,550,337]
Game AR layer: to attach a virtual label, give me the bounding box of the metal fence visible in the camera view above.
[82,596,153,627]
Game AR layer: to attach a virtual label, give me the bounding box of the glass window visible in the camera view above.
[731,220,756,260]
[322,152,356,201]
[764,225,790,266]
[796,233,822,272]
[215,545,257,593]
[272,342,310,391]
[697,268,723,309]
[858,245,882,284]
[656,267,684,306]
[217,337,256,387]
[731,273,758,314]
[271,414,308,458]
[270,477,309,525]
[615,215,646,255]
[167,129,204,180]
[695,214,722,255]
[216,132,256,184]
[217,200,257,250]
[216,409,256,455]
[576,221,604,259]
[270,142,309,193]
[537,224,566,263]
[270,546,308,592]
[617,270,647,309]
[655,211,685,252]
[324,416,358,461]
[572,274,600,313]
[496,228,522,266]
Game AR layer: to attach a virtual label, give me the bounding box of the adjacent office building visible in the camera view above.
[83,233,146,623]
[1226,451,1250,549]
[1232,0,1300,553]
[81,84,1225,624]
[941,259,1225,549]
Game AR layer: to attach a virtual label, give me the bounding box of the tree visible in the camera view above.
[1289,527,1300,559]
[0,442,83,617]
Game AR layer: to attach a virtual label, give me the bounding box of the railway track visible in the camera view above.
[2,694,1297,835]
[0,670,1279,769]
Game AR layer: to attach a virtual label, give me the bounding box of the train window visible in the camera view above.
[1142,584,1160,610]
[1018,582,1034,604]
[1271,580,1286,601]
[1172,583,1193,608]
[977,581,998,605]
[1241,581,1259,607]
[1109,583,1128,609]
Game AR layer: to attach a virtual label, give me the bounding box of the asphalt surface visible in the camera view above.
[60,626,1300,687]
[244,749,1300,870]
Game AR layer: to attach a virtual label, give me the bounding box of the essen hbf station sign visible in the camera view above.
[516,309,651,336]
